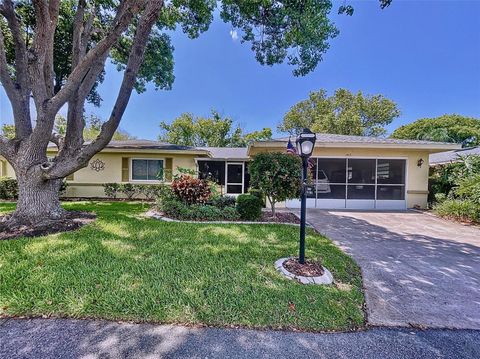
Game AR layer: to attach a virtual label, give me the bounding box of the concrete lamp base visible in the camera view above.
[274,257,334,285]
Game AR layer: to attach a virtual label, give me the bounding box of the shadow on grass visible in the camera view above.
[0,202,364,331]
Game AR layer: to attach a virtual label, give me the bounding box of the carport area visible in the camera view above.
[306,210,480,329]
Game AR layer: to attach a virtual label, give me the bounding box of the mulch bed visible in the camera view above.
[150,209,301,224]
[283,258,324,277]
[0,211,96,241]
[260,212,300,224]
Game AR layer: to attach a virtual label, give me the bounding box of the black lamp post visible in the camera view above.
[296,128,316,265]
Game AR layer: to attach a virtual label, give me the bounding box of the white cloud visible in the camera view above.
[229,30,238,41]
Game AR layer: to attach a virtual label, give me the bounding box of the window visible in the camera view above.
[198,161,226,185]
[131,159,164,181]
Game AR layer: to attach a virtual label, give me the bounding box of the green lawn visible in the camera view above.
[0,201,364,331]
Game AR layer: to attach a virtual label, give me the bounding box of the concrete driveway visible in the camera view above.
[305,210,480,329]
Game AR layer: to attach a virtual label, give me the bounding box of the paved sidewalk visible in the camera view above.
[304,210,480,329]
[0,318,479,359]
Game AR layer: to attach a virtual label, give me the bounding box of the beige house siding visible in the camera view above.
[64,152,203,197]
[0,158,14,178]
[1,151,206,198]
[249,146,432,209]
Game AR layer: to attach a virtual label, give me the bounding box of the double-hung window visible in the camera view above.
[131,159,164,181]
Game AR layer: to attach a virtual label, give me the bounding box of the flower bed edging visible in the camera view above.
[144,209,313,227]
[274,257,334,285]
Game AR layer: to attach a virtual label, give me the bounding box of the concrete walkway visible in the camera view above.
[0,318,479,359]
[305,210,480,329]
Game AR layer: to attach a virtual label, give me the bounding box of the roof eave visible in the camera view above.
[248,141,460,154]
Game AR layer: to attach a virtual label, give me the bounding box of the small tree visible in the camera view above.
[249,152,302,216]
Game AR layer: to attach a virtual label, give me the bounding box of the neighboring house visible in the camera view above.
[429,146,480,166]
[0,134,458,209]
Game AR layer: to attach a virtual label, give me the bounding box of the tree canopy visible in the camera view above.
[2,115,135,141]
[159,112,272,147]
[54,115,136,141]
[278,89,400,136]
[0,0,392,225]
[1,124,15,139]
[249,152,302,215]
[391,115,480,147]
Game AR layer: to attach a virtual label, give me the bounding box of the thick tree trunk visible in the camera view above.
[8,175,64,226]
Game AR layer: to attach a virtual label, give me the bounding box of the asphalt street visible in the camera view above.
[0,318,478,359]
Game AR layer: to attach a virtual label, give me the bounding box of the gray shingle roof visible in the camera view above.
[273,133,454,146]
[48,139,203,151]
[102,140,199,151]
[429,147,480,165]
[199,147,249,159]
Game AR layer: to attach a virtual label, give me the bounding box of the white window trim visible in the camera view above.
[225,162,245,195]
[129,157,165,183]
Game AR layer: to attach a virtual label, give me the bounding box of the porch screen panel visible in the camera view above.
[376,159,406,200]
[316,159,347,199]
[198,161,225,185]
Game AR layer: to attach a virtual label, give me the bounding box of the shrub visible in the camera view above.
[236,194,262,221]
[455,173,480,205]
[429,155,480,204]
[119,183,138,199]
[172,174,211,205]
[207,195,236,209]
[248,188,266,207]
[59,180,69,197]
[249,152,302,216]
[137,184,165,201]
[103,183,120,199]
[158,195,240,221]
[0,177,18,200]
[434,192,447,204]
[434,199,480,223]
[188,204,240,221]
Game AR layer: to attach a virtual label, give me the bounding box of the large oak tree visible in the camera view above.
[0,0,390,228]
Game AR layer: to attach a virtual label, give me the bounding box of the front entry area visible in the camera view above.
[286,157,407,210]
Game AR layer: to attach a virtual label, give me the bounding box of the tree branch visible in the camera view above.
[50,132,65,151]
[0,29,17,102]
[71,0,87,69]
[28,0,51,107]
[47,0,145,116]
[46,0,164,179]
[0,28,31,140]
[62,51,109,155]
[0,0,28,92]
[44,0,61,98]
[0,135,14,162]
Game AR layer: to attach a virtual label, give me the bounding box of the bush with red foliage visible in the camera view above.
[171,175,212,205]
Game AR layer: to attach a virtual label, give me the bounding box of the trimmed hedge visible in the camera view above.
[0,177,18,200]
[236,194,262,221]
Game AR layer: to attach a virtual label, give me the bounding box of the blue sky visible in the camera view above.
[1,0,479,140]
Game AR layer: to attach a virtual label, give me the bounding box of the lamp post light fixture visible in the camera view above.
[295,128,317,265]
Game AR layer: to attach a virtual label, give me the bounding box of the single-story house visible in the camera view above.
[0,134,459,210]
[429,146,480,166]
